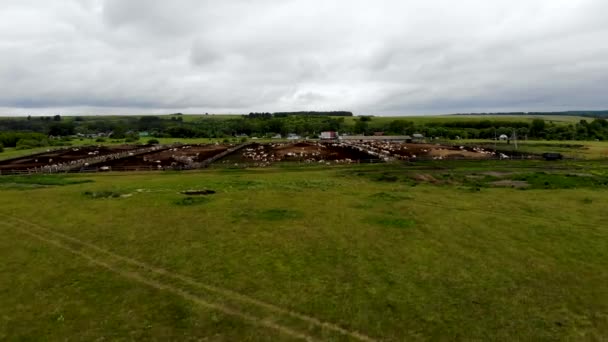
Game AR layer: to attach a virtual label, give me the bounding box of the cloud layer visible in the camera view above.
[1,0,607,115]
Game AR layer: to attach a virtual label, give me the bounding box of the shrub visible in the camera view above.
[147,138,160,145]
[96,137,106,143]
[16,138,48,150]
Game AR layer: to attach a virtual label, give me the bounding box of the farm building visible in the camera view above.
[340,135,412,142]
[320,131,338,140]
[499,134,509,140]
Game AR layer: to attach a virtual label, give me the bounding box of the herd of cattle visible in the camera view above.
[0,140,531,174]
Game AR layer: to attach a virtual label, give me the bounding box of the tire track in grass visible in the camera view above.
[1,221,315,342]
[0,214,376,342]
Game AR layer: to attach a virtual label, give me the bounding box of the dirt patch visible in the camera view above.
[490,180,530,188]
[181,189,216,195]
[428,148,491,159]
[412,174,440,184]
[354,142,496,160]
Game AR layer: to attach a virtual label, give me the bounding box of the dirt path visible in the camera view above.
[0,214,375,342]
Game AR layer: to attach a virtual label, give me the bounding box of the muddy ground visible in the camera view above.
[349,141,497,160]
[0,141,530,173]
[217,142,379,166]
[98,144,231,171]
[0,145,139,171]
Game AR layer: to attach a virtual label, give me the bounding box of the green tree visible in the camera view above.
[530,119,546,137]
[354,120,369,134]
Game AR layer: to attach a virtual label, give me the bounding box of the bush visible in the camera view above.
[16,138,48,150]
[125,135,140,143]
[96,137,106,143]
[147,138,160,145]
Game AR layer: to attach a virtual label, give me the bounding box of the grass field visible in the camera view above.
[448,139,608,159]
[345,115,589,126]
[1,161,607,340]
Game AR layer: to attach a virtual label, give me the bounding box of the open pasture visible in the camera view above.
[1,161,607,340]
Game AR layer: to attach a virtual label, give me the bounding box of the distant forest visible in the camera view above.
[248,111,353,118]
[456,110,608,118]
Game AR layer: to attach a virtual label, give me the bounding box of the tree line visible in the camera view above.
[1,115,608,152]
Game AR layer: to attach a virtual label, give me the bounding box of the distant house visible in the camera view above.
[271,134,282,139]
[499,134,509,141]
[287,133,301,140]
[320,131,338,140]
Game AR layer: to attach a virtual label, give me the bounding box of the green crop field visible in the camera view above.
[1,161,607,340]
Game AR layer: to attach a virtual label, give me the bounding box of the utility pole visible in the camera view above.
[513,129,518,150]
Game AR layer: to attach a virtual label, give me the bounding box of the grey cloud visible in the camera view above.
[0,0,606,115]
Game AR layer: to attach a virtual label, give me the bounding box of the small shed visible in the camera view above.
[412,133,425,142]
[320,131,338,140]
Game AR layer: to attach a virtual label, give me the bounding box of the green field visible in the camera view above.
[450,140,608,159]
[345,114,589,126]
[1,161,607,340]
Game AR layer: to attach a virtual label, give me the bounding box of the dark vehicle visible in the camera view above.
[542,152,563,161]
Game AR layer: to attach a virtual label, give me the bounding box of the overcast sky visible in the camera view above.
[1,0,607,116]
